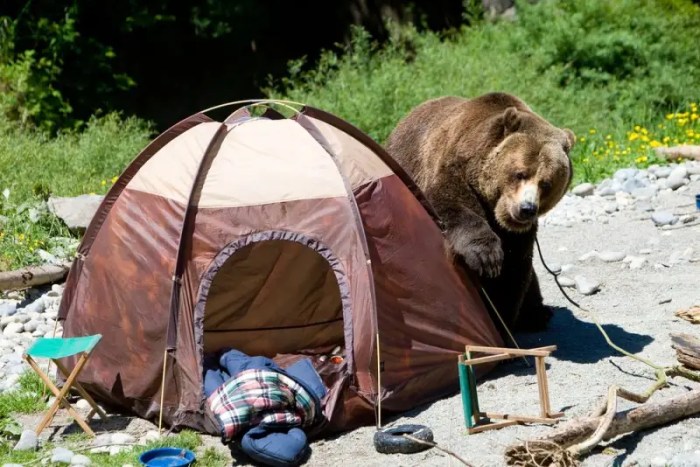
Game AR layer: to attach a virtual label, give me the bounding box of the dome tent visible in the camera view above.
[57,100,504,435]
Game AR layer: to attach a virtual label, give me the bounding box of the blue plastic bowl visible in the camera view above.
[696,193,700,211]
[138,447,196,467]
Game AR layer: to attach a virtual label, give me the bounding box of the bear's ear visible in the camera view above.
[563,128,576,152]
[503,106,521,134]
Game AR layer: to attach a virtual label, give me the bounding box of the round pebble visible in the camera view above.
[651,211,678,226]
[574,275,601,295]
[599,251,625,262]
[572,183,594,197]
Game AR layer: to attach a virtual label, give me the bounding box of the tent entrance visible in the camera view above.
[200,236,346,360]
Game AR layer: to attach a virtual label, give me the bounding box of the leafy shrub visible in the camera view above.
[268,0,700,184]
[0,12,78,131]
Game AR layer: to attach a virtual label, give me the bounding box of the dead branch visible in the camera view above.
[0,261,72,291]
[671,333,700,371]
[654,144,700,161]
[505,389,700,466]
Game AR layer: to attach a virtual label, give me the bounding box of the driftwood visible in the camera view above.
[675,306,700,325]
[654,144,700,161]
[0,261,72,291]
[505,389,700,466]
[671,333,700,371]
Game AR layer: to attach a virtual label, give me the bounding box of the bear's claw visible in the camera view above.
[449,228,504,278]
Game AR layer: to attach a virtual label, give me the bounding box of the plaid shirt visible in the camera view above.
[207,368,317,442]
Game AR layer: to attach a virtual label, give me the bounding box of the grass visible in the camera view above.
[0,428,229,466]
[0,112,153,270]
[0,372,47,419]
[0,370,229,466]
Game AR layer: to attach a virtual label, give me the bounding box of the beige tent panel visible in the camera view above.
[300,116,393,188]
[127,121,222,202]
[127,119,349,207]
[199,119,347,208]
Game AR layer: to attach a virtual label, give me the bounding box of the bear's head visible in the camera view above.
[480,106,575,233]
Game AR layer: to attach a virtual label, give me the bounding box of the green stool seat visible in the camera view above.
[26,335,102,359]
[23,334,106,437]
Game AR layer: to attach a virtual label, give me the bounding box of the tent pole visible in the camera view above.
[376,332,382,428]
[158,349,168,433]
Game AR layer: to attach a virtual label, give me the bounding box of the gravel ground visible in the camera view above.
[302,166,700,467]
[3,162,699,466]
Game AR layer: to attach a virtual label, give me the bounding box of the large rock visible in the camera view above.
[47,195,104,230]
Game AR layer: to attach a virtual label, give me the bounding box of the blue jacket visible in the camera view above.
[203,349,327,409]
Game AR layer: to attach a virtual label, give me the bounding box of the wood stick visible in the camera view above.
[0,261,72,291]
[465,345,556,357]
[671,333,700,371]
[481,412,561,424]
[505,389,700,456]
[462,353,514,365]
[535,357,547,418]
[654,144,700,161]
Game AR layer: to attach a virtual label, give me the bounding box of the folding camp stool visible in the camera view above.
[22,334,107,437]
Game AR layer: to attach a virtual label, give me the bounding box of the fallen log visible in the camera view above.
[671,333,700,371]
[505,389,700,466]
[0,261,72,291]
[654,145,700,161]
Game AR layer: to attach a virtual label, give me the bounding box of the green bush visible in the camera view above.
[0,12,78,132]
[268,0,700,183]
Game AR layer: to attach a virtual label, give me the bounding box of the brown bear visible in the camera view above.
[385,92,575,333]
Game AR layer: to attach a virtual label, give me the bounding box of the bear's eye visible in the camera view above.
[515,171,528,181]
[540,181,552,192]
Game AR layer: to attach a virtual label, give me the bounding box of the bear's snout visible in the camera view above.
[518,201,538,220]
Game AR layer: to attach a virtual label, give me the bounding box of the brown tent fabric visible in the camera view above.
[58,101,504,435]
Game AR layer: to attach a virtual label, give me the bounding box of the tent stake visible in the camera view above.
[158,349,168,434]
[376,332,382,428]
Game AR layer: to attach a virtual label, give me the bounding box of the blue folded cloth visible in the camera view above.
[240,425,309,467]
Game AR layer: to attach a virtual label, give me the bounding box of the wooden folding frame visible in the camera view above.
[23,351,107,437]
[458,345,564,434]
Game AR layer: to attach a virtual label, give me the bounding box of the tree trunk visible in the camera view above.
[0,262,72,291]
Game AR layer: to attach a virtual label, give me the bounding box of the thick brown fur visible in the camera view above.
[385,92,575,332]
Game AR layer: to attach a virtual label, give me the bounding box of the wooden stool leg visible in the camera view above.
[24,355,64,435]
[27,353,97,437]
[535,356,551,418]
[54,359,107,421]
[53,354,97,436]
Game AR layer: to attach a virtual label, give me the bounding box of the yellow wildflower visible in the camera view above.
[101,180,107,186]
[589,128,597,135]
[666,113,675,120]
[650,140,661,148]
[579,136,586,142]
[111,176,119,184]
[628,132,639,141]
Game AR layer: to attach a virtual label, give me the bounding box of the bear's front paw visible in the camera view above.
[450,229,503,278]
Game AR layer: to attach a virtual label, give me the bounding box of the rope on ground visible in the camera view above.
[401,434,475,466]
[524,235,700,463]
